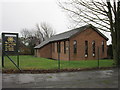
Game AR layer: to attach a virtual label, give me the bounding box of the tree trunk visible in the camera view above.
[118,2,120,67]
[117,25,120,67]
[117,38,120,67]
[116,23,120,67]
[116,1,120,67]
[112,24,120,67]
[109,1,120,67]
[112,47,119,66]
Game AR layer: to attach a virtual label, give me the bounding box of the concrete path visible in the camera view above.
[2,68,119,88]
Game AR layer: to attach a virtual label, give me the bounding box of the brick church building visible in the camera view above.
[34,24,108,61]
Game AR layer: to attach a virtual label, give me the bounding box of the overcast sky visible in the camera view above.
[0,0,111,44]
[0,0,70,33]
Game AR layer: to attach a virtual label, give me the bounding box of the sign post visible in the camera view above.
[2,33,20,71]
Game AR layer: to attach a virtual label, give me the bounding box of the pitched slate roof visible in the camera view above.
[34,24,108,49]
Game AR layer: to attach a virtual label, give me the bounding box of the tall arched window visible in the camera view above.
[85,41,88,57]
[92,41,95,56]
[64,41,66,54]
[73,40,77,54]
[102,41,104,53]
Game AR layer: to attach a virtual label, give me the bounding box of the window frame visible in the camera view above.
[85,40,88,57]
[92,40,95,57]
[73,40,77,54]
[64,41,66,54]
[102,41,104,53]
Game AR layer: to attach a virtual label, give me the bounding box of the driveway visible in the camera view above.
[2,68,119,88]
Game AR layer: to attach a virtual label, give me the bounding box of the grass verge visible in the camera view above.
[2,55,114,70]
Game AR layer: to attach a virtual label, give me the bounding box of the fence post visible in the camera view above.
[58,52,60,72]
[97,47,100,69]
[58,42,60,72]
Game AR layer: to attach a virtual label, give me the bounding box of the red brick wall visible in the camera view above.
[36,44,52,58]
[52,41,69,61]
[36,27,107,61]
[69,28,107,60]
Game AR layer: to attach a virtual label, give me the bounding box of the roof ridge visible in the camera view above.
[34,24,91,49]
[52,24,90,37]
[34,24,108,49]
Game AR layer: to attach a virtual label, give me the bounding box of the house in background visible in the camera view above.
[34,24,108,61]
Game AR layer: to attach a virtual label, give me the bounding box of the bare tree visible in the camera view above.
[41,22,56,38]
[20,28,32,39]
[58,0,120,66]
[35,24,45,41]
[20,29,40,55]
[20,22,56,55]
[35,22,56,41]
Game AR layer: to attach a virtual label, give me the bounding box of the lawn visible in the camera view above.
[2,55,114,70]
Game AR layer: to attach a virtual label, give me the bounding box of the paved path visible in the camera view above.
[2,68,119,88]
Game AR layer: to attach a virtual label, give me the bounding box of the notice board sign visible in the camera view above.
[2,33,18,54]
[2,33,19,68]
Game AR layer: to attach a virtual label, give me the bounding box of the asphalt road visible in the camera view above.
[2,68,119,88]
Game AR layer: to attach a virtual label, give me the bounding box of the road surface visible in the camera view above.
[2,68,119,88]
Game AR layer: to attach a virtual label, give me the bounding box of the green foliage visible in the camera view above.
[3,55,114,70]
